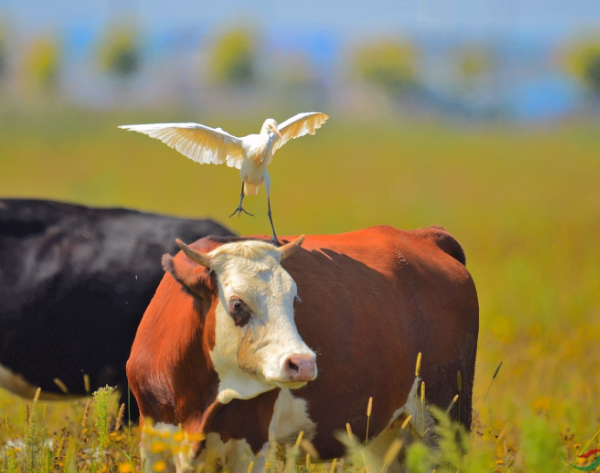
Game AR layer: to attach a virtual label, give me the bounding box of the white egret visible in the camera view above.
[119,112,328,245]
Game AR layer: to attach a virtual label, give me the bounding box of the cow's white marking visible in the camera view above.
[141,422,195,473]
[0,363,74,401]
[140,383,433,473]
[183,390,314,472]
[203,433,264,473]
[269,388,316,445]
[206,240,316,404]
[142,423,264,473]
[360,377,436,473]
[387,376,436,446]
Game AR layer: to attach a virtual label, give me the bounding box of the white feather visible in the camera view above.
[118,122,245,168]
[270,112,329,162]
[119,113,329,200]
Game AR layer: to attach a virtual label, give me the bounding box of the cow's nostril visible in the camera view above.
[284,355,316,383]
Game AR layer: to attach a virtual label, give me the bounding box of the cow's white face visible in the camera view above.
[175,237,317,404]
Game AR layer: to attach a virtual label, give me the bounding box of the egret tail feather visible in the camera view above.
[243,182,260,195]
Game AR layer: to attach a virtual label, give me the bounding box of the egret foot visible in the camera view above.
[230,182,253,217]
[229,206,254,218]
[269,236,282,247]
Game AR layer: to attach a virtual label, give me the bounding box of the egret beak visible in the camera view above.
[270,125,283,139]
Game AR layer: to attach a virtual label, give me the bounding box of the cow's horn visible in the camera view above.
[278,235,305,261]
[176,239,212,268]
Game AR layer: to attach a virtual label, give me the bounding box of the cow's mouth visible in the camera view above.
[275,380,309,390]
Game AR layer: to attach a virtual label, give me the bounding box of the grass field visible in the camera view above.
[1,108,599,471]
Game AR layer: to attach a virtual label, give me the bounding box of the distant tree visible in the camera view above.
[272,52,324,109]
[24,35,61,93]
[456,46,492,85]
[208,28,256,87]
[98,25,140,81]
[354,39,419,98]
[565,40,600,95]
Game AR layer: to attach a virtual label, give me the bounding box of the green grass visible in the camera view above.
[1,108,600,471]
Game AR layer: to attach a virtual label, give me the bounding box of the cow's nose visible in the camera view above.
[284,355,317,382]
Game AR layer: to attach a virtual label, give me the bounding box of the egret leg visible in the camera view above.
[267,196,281,247]
[229,182,254,218]
[263,171,281,247]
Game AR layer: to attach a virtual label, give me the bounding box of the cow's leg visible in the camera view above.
[229,440,266,473]
[138,417,157,473]
[200,433,264,473]
[140,421,198,473]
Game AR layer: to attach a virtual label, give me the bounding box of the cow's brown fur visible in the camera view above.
[126,225,479,459]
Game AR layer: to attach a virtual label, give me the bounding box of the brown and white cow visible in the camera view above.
[126,225,479,472]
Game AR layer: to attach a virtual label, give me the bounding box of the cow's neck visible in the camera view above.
[171,298,222,426]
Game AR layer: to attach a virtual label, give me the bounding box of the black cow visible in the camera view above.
[0,198,235,418]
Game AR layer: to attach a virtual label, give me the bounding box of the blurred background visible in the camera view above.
[1,0,600,460]
[2,0,600,119]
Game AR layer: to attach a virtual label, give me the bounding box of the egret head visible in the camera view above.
[261,118,283,138]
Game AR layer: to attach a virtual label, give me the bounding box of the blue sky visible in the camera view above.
[2,0,600,40]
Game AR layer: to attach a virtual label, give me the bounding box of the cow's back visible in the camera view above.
[0,198,234,404]
[281,225,478,457]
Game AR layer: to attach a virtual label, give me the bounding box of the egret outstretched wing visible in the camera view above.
[118,123,245,168]
[270,112,329,160]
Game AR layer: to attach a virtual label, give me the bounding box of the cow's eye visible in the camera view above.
[228,297,251,327]
[231,299,244,310]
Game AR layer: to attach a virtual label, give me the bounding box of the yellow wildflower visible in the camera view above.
[150,441,168,454]
[187,432,206,442]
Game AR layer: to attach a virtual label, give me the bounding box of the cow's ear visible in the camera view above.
[162,253,211,296]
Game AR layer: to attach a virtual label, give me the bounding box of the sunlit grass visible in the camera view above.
[1,109,599,471]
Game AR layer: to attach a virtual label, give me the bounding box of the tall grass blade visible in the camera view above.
[93,385,114,462]
[365,396,373,443]
[380,439,403,473]
[473,361,503,423]
[457,371,462,424]
[420,381,425,434]
[53,378,69,394]
[446,394,459,414]
[24,388,47,473]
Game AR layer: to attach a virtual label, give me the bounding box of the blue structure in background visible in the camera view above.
[508,75,581,122]
[269,29,338,69]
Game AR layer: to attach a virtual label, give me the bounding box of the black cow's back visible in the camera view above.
[0,198,234,416]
